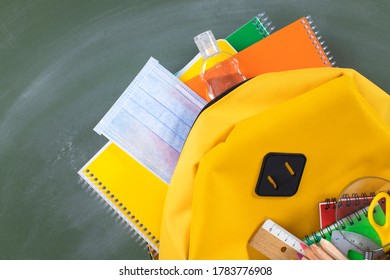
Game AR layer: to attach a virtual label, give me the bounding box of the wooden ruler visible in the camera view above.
[249,219,306,260]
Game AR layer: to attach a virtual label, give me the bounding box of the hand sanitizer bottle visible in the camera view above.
[194,30,246,100]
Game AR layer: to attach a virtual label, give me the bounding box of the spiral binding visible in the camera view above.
[78,170,159,258]
[323,197,337,210]
[305,207,370,244]
[323,192,388,210]
[301,15,336,67]
[255,12,275,38]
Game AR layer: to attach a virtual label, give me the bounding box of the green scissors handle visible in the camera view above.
[368,192,390,252]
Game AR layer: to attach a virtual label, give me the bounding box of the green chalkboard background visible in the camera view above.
[0,0,389,259]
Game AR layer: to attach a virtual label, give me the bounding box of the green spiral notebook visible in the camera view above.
[226,12,274,51]
[306,204,385,259]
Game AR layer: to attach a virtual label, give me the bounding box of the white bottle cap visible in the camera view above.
[194,30,220,58]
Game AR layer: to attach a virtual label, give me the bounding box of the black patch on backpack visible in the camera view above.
[255,153,306,197]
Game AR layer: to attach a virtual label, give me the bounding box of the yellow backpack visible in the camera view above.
[159,67,390,259]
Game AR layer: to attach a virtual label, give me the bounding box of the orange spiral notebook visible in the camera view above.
[185,16,335,100]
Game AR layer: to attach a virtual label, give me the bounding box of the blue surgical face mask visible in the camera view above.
[94,57,206,183]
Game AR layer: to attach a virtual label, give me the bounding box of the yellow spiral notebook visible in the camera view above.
[78,141,167,257]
